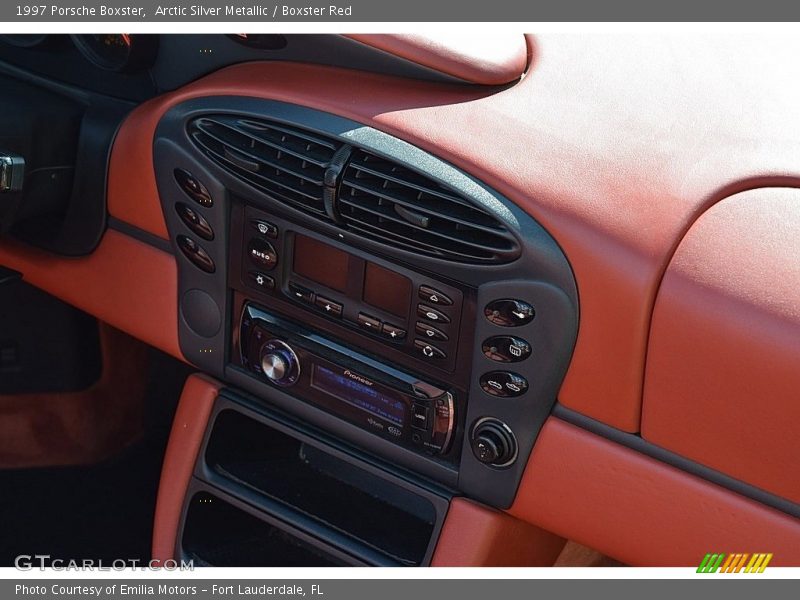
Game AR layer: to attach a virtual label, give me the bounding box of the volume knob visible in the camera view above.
[259,339,300,386]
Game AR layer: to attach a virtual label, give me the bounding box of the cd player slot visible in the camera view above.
[202,407,447,566]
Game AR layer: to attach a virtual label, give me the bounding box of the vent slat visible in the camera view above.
[338,193,516,255]
[197,117,333,169]
[347,161,473,208]
[192,125,325,186]
[191,133,326,211]
[189,115,339,216]
[341,180,510,237]
[339,149,519,263]
[341,216,489,261]
[237,119,340,152]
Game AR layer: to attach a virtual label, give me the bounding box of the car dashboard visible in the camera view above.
[0,32,799,568]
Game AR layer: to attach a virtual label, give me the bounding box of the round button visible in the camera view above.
[482,336,531,363]
[176,235,215,273]
[484,299,535,327]
[261,352,289,381]
[258,339,300,386]
[471,418,517,467]
[175,202,214,240]
[174,168,213,207]
[479,371,529,397]
[248,238,278,270]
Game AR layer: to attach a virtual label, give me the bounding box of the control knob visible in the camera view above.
[259,339,300,386]
[470,418,517,467]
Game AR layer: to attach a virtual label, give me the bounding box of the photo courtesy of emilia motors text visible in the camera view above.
[0,0,799,597]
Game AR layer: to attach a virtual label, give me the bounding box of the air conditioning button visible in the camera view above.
[357,313,382,332]
[417,304,450,324]
[413,339,446,360]
[381,323,406,341]
[288,283,315,304]
[251,219,278,239]
[415,322,448,342]
[248,238,278,270]
[315,296,343,318]
[247,271,275,291]
[419,286,452,306]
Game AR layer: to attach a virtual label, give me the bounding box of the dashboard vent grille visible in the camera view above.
[188,115,341,217]
[338,150,520,263]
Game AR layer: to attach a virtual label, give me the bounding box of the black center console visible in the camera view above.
[153,96,578,525]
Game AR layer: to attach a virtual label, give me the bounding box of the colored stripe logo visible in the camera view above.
[697,553,772,573]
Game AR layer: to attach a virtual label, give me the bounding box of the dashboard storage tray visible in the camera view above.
[199,402,448,566]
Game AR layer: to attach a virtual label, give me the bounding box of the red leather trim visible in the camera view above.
[344,34,529,85]
[107,35,800,431]
[641,188,800,505]
[0,230,182,361]
[432,497,565,566]
[509,419,800,566]
[152,374,220,562]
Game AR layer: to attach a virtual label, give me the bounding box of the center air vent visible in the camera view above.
[338,149,520,263]
[188,115,342,217]
[188,114,520,264]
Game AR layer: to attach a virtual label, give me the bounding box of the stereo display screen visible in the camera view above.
[311,364,406,426]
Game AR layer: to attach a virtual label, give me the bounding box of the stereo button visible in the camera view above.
[414,339,446,360]
[381,323,406,340]
[315,296,343,318]
[411,404,429,430]
[419,286,453,306]
[357,313,382,332]
[480,371,528,397]
[415,322,448,342]
[417,304,451,324]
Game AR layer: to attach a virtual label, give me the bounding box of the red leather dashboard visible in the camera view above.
[4,34,800,565]
[641,187,800,505]
[344,34,530,85]
[106,36,800,434]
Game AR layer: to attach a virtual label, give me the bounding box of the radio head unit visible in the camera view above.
[240,304,456,458]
